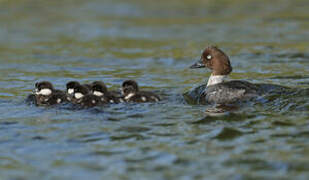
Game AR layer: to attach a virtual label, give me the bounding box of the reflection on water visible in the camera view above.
[1,0,309,179]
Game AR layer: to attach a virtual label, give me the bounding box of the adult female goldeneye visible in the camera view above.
[186,46,286,105]
[33,81,67,106]
[71,84,102,107]
[121,80,160,103]
[91,81,124,103]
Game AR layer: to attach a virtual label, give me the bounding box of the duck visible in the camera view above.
[33,81,67,106]
[66,81,80,101]
[71,84,102,107]
[121,80,160,103]
[66,81,80,95]
[91,81,124,103]
[187,46,287,105]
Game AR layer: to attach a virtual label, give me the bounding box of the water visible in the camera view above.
[1,0,309,179]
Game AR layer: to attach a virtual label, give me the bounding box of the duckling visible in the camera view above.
[66,81,80,95]
[92,81,124,103]
[34,81,67,106]
[121,80,160,103]
[66,81,92,101]
[72,84,102,107]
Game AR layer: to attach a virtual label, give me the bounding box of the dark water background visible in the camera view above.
[1,0,309,179]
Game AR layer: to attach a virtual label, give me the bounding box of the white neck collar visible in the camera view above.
[207,74,227,87]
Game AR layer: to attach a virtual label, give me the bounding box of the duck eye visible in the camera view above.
[206,55,212,60]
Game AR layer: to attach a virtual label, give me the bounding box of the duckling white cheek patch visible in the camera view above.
[38,88,52,96]
[93,91,104,96]
[68,88,74,94]
[125,93,135,100]
[74,93,84,99]
[57,98,62,103]
[151,96,159,102]
[141,97,146,102]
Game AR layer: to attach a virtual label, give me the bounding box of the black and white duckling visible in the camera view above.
[66,81,80,101]
[66,81,80,95]
[34,81,67,106]
[72,84,102,107]
[121,80,160,103]
[91,81,124,103]
[66,81,91,96]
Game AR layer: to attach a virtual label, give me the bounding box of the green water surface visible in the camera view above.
[0,0,309,179]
